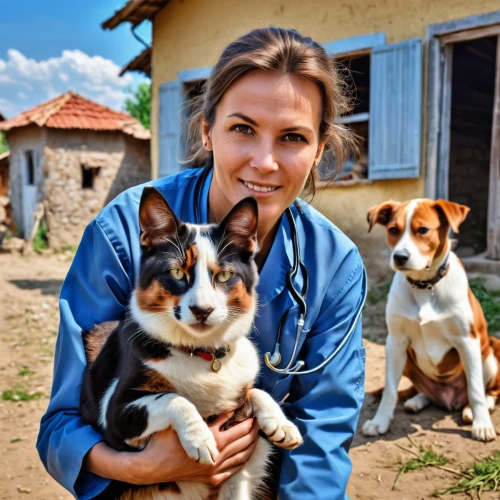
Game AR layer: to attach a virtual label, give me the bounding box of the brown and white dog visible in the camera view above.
[362,198,500,442]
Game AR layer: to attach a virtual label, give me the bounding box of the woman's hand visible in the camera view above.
[126,412,260,486]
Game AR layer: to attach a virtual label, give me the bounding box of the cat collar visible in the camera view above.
[176,345,230,372]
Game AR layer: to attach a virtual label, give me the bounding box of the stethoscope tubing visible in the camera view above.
[264,272,367,376]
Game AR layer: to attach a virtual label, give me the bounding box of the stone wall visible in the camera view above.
[108,135,152,204]
[43,129,151,248]
[6,125,45,237]
[448,131,491,255]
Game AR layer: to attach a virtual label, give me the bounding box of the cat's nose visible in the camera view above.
[189,306,214,322]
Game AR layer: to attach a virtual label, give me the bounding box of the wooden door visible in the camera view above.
[488,36,500,260]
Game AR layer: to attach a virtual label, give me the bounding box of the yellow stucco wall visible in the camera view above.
[150,0,499,281]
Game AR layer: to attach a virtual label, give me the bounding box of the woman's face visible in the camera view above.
[203,70,325,228]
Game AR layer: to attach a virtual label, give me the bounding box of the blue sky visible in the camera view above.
[0,0,151,118]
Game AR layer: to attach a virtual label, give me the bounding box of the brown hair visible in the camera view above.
[185,27,356,196]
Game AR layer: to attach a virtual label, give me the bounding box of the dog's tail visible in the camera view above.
[367,385,417,402]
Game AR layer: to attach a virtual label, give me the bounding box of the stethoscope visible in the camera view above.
[194,166,367,376]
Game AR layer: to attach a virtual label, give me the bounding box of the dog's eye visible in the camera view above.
[216,271,233,283]
[170,269,185,280]
[388,227,399,235]
[418,227,429,235]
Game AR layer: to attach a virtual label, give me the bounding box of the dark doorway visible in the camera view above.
[448,36,497,256]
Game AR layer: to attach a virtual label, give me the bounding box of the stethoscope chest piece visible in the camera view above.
[268,349,282,367]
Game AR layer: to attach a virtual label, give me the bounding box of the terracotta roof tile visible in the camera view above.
[0,91,150,139]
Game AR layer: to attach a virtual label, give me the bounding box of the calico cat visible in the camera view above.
[80,186,303,500]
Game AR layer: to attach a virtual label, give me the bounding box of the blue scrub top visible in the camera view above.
[37,167,366,500]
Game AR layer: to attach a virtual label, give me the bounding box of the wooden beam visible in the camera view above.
[102,0,151,30]
[436,44,453,200]
[425,38,441,199]
[440,23,500,45]
[427,11,500,38]
[487,36,500,260]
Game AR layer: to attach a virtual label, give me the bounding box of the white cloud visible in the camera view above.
[0,49,148,118]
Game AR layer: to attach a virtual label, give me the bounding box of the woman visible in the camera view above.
[37,27,366,499]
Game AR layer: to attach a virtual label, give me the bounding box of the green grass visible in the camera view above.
[435,451,500,498]
[469,280,500,334]
[367,280,392,305]
[393,448,448,490]
[56,244,77,254]
[32,224,48,253]
[2,387,43,401]
[17,366,34,377]
[10,438,21,443]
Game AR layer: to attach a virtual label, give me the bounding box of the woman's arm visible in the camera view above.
[84,415,260,487]
[279,249,366,500]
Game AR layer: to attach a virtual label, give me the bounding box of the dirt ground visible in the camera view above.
[1,251,499,499]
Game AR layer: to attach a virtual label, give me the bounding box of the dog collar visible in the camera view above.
[406,253,450,292]
[175,345,230,372]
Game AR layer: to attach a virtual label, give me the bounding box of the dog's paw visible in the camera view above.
[362,418,390,437]
[179,421,219,464]
[404,393,431,414]
[261,417,303,450]
[471,422,496,442]
[462,406,473,424]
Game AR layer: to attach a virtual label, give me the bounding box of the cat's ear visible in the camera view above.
[139,186,180,248]
[218,197,259,252]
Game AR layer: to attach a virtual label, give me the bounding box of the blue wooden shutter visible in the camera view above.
[369,38,423,180]
[159,80,183,178]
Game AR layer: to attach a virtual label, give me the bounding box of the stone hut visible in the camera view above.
[0,92,151,248]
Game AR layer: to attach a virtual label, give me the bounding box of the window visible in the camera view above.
[182,79,207,159]
[25,151,35,185]
[322,35,423,182]
[318,53,371,183]
[81,165,100,189]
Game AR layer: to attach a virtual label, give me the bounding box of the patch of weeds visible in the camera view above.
[435,451,500,498]
[367,280,392,305]
[393,448,448,490]
[2,387,43,401]
[18,366,34,377]
[33,224,48,254]
[10,438,21,443]
[55,244,77,254]
[469,280,500,334]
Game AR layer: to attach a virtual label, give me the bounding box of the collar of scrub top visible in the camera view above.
[196,166,300,308]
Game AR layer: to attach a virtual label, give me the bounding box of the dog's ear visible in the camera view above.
[367,201,399,233]
[434,199,470,233]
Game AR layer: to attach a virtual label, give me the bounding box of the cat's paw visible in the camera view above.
[261,417,303,450]
[179,421,219,465]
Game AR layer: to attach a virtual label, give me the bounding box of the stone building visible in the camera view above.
[0,92,151,248]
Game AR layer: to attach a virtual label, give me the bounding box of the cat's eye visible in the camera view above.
[216,271,233,283]
[170,269,185,280]
[388,227,399,235]
[418,227,429,235]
